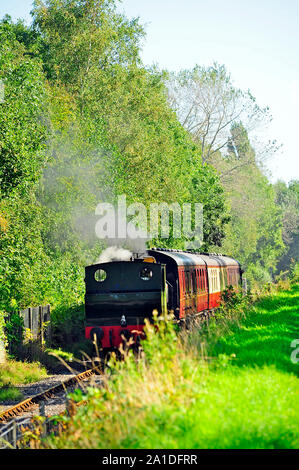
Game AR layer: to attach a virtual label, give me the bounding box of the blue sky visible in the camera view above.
[1,0,298,183]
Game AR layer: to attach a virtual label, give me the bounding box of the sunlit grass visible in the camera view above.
[0,360,48,403]
[206,283,299,376]
[42,283,299,449]
[0,385,23,403]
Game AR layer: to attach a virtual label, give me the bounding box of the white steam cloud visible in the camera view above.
[96,246,132,264]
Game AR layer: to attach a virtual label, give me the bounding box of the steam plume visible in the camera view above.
[96,246,132,263]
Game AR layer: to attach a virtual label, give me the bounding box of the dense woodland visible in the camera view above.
[0,0,298,330]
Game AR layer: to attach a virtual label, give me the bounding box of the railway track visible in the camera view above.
[0,366,101,423]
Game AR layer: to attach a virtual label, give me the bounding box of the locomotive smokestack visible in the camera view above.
[96,246,132,263]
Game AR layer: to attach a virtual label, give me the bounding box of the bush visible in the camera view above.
[37,285,299,449]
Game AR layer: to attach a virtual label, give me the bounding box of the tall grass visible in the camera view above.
[183,283,299,377]
[0,360,48,403]
[41,283,299,449]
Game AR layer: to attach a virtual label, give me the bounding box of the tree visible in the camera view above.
[32,0,144,93]
[167,63,273,165]
[274,180,299,274]
[31,0,229,251]
[0,16,48,198]
[215,125,285,286]
[0,0,231,327]
[0,18,51,312]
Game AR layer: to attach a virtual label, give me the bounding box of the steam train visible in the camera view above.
[84,248,242,350]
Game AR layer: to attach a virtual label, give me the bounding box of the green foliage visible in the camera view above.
[40,284,299,449]
[31,0,229,251]
[50,303,85,347]
[168,65,287,285]
[0,0,231,347]
[0,311,5,345]
[0,385,23,402]
[45,347,74,363]
[0,16,48,197]
[211,124,285,287]
[208,283,299,376]
[0,0,292,353]
[0,17,52,316]
[290,262,299,284]
[0,359,48,403]
[141,311,178,370]
[32,0,144,84]
[274,180,299,274]
[4,312,24,357]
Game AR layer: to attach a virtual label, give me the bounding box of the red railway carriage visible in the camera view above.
[147,249,241,318]
[84,249,242,351]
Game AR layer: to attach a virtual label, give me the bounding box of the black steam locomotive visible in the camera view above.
[84,248,242,351]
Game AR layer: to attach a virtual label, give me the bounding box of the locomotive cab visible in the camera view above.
[84,260,167,349]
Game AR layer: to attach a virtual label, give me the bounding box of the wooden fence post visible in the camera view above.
[43,305,51,346]
[31,307,39,341]
[5,304,51,359]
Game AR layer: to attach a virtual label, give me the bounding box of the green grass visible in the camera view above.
[0,386,23,403]
[119,367,299,449]
[0,360,48,404]
[207,284,299,376]
[41,283,299,449]
[45,348,75,363]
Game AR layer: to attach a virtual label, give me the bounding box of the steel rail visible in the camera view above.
[0,367,100,423]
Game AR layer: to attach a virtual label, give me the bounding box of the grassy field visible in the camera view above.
[42,283,299,449]
[207,283,299,376]
[0,360,48,404]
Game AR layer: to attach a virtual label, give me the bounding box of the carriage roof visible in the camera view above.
[147,249,240,268]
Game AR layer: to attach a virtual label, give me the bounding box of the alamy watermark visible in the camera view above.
[290,339,299,364]
[95,195,203,249]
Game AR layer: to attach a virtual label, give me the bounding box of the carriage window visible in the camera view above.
[183,273,186,292]
[202,269,205,291]
[186,272,190,292]
[94,269,107,282]
[192,271,197,292]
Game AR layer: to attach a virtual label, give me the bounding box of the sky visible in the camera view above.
[1,0,298,184]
